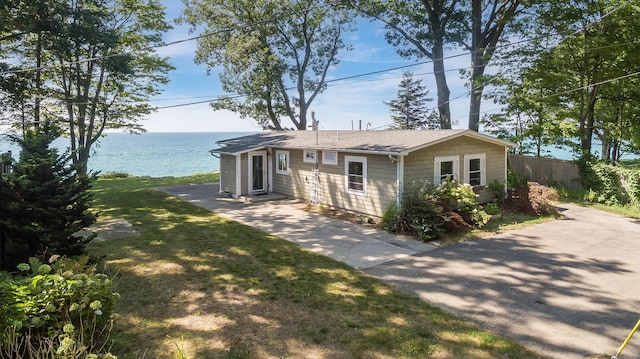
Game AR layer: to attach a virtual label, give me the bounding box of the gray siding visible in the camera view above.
[403,136,506,202]
[219,154,236,194]
[271,148,397,217]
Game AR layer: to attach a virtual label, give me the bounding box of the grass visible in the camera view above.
[437,211,555,245]
[88,173,545,359]
[558,200,640,219]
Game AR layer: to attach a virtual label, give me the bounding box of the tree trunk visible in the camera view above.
[580,85,599,159]
[468,0,482,132]
[432,40,451,129]
[34,31,42,128]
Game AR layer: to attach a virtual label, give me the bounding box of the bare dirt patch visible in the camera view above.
[298,203,379,227]
[77,218,139,241]
[504,182,560,216]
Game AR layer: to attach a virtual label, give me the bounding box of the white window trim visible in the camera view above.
[322,150,338,165]
[303,149,317,163]
[345,155,367,196]
[434,155,460,185]
[464,153,486,187]
[275,150,290,175]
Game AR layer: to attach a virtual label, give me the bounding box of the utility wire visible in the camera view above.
[0,2,330,76]
[1,0,634,120]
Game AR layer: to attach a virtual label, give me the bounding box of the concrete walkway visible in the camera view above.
[158,183,436,269]
[159,183,640,359]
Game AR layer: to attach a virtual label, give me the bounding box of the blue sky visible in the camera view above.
[145,1,478,133]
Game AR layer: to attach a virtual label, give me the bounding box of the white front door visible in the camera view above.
[249,151,267,194]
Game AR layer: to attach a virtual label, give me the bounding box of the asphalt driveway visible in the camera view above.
[160,183,640,358]
[365,204,640,358]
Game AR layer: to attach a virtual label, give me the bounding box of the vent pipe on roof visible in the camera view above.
[310,111,319,131]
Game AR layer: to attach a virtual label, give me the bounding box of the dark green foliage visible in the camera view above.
[0,256,119,357]
[579,159,640,206]
[385,72,439,130]
[181,0,355,131]
[100,172,132,179]
[1,124,96,267]
[381,187,445,241]
[435,180,490,227]
[507,168,529,188]
[382,180,491,241]
[488,180,506,201]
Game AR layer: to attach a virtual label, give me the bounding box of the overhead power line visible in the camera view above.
[0,2,329,76]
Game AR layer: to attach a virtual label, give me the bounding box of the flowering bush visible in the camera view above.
[382,179,492,240]
[0,256,119,358]
[436,179,490,227]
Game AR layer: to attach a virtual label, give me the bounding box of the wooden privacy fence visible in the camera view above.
[508,154,582,191]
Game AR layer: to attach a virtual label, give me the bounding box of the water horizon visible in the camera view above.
[0,132,254,178]
[1,131,636,178]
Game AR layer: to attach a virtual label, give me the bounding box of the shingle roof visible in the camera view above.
[211,129,514,155]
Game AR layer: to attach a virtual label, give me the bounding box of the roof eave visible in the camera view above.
[398,130,515,155]
[210,145,266,156]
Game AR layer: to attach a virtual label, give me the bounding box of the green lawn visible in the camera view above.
[88,173,545,359]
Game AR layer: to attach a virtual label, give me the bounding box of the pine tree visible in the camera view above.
[385,72,439,130]
[2,123,96,265]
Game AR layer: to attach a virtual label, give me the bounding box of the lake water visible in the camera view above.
[0,132,253,177]
[1,131,635,177]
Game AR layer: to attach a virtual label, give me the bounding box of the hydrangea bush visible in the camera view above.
[381,179,491,241]
[0,256,119,358]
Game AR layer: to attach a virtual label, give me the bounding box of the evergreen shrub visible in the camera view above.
[381,179,490,241]
[1,123,97,267]
[381,181,445,241]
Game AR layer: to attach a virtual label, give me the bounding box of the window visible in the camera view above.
[434,155,460,185]
[345,156,367,195]
[322,151,338,165]
[276,150,289,175]
[303,149,317,163]
[464,154,486,186]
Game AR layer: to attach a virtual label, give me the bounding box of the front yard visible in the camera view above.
[88,173,545,358]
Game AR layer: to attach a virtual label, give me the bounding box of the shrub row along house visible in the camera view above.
[211,130,514,217]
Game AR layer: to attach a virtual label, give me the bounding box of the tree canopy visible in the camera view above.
[485,0,640,161]
[351,0,526,131]
[181,0,356,130]
[0,0,173,173]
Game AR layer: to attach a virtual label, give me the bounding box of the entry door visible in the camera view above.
[249,152,267,194]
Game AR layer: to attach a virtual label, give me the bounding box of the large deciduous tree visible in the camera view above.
[181,0,355,130]
[351,0,462,129]
[0,0,173,174]
[490,0,640,161]
[351,0,526,131]
[385,71,438,129]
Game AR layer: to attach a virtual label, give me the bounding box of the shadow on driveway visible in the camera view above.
[160,183,640,358]
[365,204,640,358]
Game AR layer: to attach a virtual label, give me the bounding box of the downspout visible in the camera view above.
[267,149,273,193]
[209,150,221,194]
[504,147,508,196]
[396,155,404,208]
[235,154,241,199]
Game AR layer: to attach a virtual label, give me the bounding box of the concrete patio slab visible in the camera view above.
[158,183,436,269]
